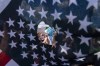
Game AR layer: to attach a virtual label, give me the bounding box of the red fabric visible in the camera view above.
[0,52,11,66]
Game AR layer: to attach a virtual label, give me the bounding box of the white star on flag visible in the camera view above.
[9,41,17,48]
[73,49,86,58]
[94,52,100,60]
[49,50,55,59]
[59,56,68,61]
[53,0,61,5]
[51,9,62,20]
[28,33,36,41]
[21,51,28,59]
[0,30,4,37]
[41,45,46,53]
[18,32,25,39]
[28,0,34,3]
[40,0,46,4]
[86,0,98,9]
[66,11,77,25]
[69,0,78,6]
[6,18,14,27]
[55,24,61,33]
[27,21,35,30]
[75,57,85,61]
[30,44,37,50]
[65,29,73,40]
[39,8,48,19]
[96,28,100,32]
[50,61,57,65]
[32,62,38,66]
[8,30,16,38]
[62,63,70,66]
[27,7,35,17]
[60,43,70,55]
[18,19,25,28]
[20,42,27,49]
[79,16,92,32]
[31,52,38,59]
[79,35,91,46]
[16,6,24,16]
[42,55,47,60]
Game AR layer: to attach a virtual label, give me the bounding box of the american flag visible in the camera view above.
[0,0,100,66]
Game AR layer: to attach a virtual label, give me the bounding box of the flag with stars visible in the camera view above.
[0,0,100,66]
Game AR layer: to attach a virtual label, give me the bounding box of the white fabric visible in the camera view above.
[0,0,11,13]
[38,21,49,28]
[5,59,19,66]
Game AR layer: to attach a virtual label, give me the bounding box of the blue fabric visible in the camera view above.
[45,27,54,36]
[45,27,55,45]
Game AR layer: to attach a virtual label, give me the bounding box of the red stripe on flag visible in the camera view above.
[0,51,11,66]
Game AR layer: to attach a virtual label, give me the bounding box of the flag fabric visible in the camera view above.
[0,49,10,66]
[0,49,18,66]
[5,59,19,66]
[0,0,100,66]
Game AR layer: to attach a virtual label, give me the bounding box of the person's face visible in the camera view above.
[38,33,45,41]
